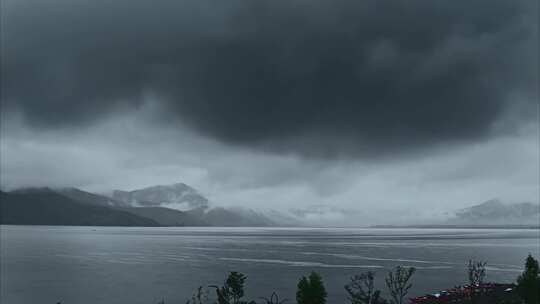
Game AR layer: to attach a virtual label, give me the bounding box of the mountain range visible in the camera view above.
[0,184,281,227]
[1,183,538,227]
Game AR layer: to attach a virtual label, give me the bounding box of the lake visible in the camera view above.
[1,226,539,304]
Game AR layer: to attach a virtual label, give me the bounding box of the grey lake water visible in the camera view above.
[1,226,539,304]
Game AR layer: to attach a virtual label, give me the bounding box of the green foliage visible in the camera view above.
[297,277,310,304]
[226,272,248,303]
[385,266,415,304]
[516,254,540,304]
[468,260,487,286]
[296,272,328,304]
[345,271,388,304]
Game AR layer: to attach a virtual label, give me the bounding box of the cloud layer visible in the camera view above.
[1,0,538,224]
[2,109,538,225]
[2,0,538,157]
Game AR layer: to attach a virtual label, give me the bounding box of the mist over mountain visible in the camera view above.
[57,187,129,208]
[447,199,540,226]
[201,207,276,227]
[290,205,363,224]
[111,183,281,226]
[112,183,209,210]
[1,182,538,228]
[0,183,284,227]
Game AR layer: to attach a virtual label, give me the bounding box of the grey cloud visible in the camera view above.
[1,109,538,225]
[1,0,538,157]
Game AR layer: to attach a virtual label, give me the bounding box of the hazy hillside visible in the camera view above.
[202,207,276,227]
[111,183,280,226]
[448,199,540,226]
[0,189,159,226]
[372,199,540,228]
[53,188,205,226]
[118,207,208,226]
[56,187,129,208]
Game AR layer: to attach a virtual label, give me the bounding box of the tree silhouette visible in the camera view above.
[296,272,327,304]
[467,260,487,286]
[210,272,254,304]
[185,286,209,304]
[226,272,247,304]
[516,254,540,304]
[345,271,388,304]
[385,266,415,304]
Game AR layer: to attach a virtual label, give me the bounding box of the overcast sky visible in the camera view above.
[1,0,538,223]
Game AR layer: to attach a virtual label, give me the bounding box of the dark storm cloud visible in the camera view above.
[2,0,538,156]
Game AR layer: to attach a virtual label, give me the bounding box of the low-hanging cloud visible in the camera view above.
[2,0,538,157]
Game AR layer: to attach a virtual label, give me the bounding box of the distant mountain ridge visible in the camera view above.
[373,199,540,228]
[6,184,533,228]
[448,199,540,226]
[0,189,159,226]
[0,183,281,227]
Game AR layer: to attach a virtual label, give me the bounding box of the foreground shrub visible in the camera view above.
[385,266,415,304]
[296,272,327,304]
[467,260,487,304]
[210,272,255,304]
[345,271,387,304]
[468,260,487,286]
[516,254,540,304]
